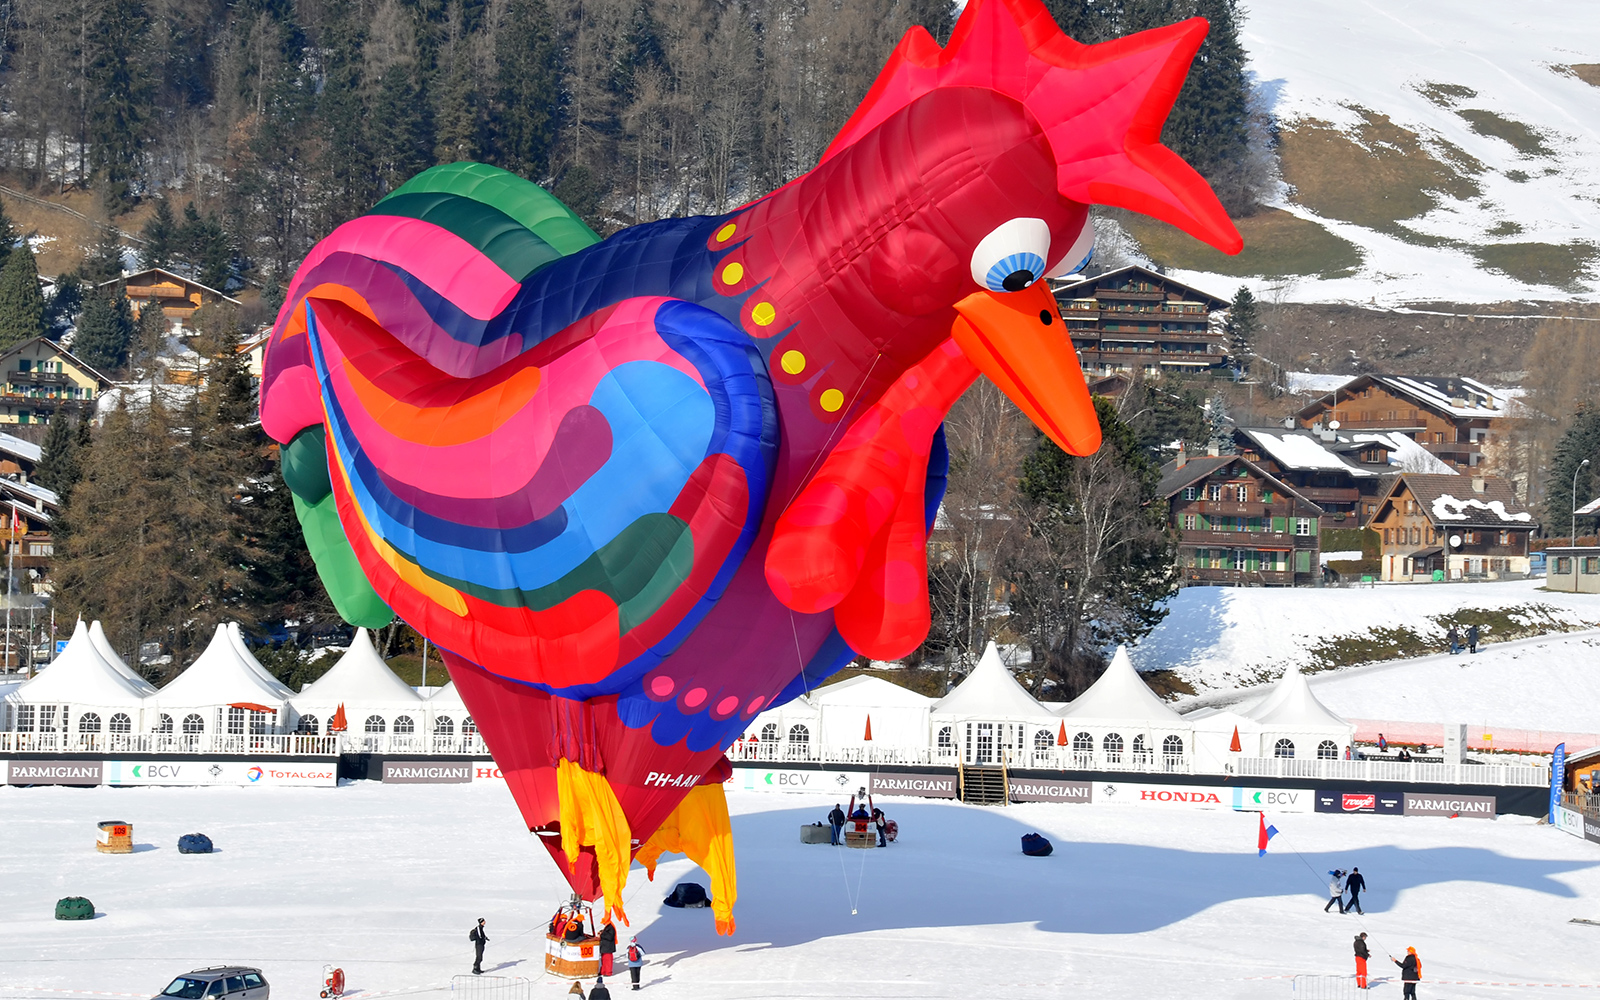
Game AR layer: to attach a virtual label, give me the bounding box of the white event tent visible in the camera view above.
[290,628,423,741]
[228,623,296,701]
[810,675,932,759]
[931,642,1057,765]
[1057,645,1191,769]
[2,619,148,740]
[146,623,293,739]
[1243,665,1355,761]
[89,619,158,696]
[422,681,479,748]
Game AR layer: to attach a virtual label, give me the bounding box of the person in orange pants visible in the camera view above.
[1353,932,1370,989]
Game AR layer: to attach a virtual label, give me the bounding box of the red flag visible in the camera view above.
[329,703,348,733]
[863,714,873,741]
[1229,726,1242,753]
[1257,813,1278,857]
[1056,721,1068,747]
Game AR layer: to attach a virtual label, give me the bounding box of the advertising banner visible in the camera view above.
[738,767,868,795]
[103,760,336,787]
[1096,782,1232,809]
[1231,787,1316,814]
[1555,805,1586,838]
[1402,792,1496,818]
[1008,777,1092,804]
[1314,790,1404,814]
[1586,815,1600,845]
[382,761,473,783]
[7,759,102,785]
[871,771,957,799]
[1551,742,1567,823]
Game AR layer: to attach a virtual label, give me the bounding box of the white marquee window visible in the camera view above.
[1033,729,1053,751]
[157,713,174,734]
[182,713,205,734]
[434,716,455,737]
[463,717,478,736]
[1274,738,1296,758]
[1072,732,1093,753]
[759,723,778,741]
[14,705,34,732]
[1162,735,1184,757]
[364,715,386,734]
[1317,740,1339,759]
[109,713,132,734]
[787,724,810,744]
[937,726,953,749]
[1103,733,1124,757]
[78,712,101,733]
[298,714,320,734]
[393,716,415,735]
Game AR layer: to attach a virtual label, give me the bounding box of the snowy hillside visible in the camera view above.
[1135,579,1600,692]
[1118,0,1600,305]
[2,784,1598,1000]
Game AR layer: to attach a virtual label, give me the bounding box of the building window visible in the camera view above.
[1384,528,1392,544]
[78,712,101,733]
[298,714,320,734]
[1317,740,1339,759]
[1208,484,1222,501]
[1585,557,1600,575]
[364,715,386,734]
[1034,729,1053,752]
[1163,735,1184,758]
[759,723,778,741]
[788,724,810,744]
[434,716,455,737]
[1183,514,1197,530]
[1500,531,1510,546]
[1465,531,1477,544]
[394,715,415,734]
[1183,487,1198,501]
[182,713,205,734]
[1235,485,1249,502]
[13,704,34,731]
[1556,556,1573,574]
[1072,732,1093,753]
[157,713,174,734]
[1261,488,1273,503]
[937,726,953,749]
[1273,738,1296,758]
[1296,518,1312,536]
[109,713,131,734]
[1103,733,1124,760]
[464,717,477,736]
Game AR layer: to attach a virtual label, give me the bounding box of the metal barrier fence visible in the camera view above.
[0,731,339,755]
[344,733,491,756]
[448,976,531,1000]
[1290,975,1358,999]
[1233,755,1548,787]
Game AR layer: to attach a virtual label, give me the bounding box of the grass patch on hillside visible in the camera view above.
[1303,603,1598,672]
[1488,220,1524,237]
[1555,64,1600,88]
[1474,241,1599,291]
[1142,670,1197,700]
[1117,207,1363,279]
[1416,82,1478,106]
[1456,109,1556,158]
[1278,109,1481,231]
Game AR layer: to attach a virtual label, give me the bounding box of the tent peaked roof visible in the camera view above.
[1248,666,1350,728]
[424,681,465,709]
[6,619,148,706]
[227,623,295,699]
[152,623,290,709]
[1057,646,1183,723]
[294,629,422,707]
[933,642,1050,719]
[88,619,157,695]
[813,675,933,707]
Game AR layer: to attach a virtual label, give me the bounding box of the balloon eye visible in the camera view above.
[1045,216,1097,279]
[971,218,1051,293]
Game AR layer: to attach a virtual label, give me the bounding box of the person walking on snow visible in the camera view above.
[1324,870,1346,913]
[872,806,888,847]
[626,937,647,991]
[589,977,611,1000]
[1392,947,1421,999]
[1344,867,1367,914]
[1467,624,1480,654]
[1446,625,1461,655]
[828,803,846,846]
[1353,932,1370,990]
[469,918,488,975]
[566,982,586,1000]
[598,920,617,976]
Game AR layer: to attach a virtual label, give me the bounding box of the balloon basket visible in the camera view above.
[95,820,132,854]
[543,936,600,980]
[844,830,878,849]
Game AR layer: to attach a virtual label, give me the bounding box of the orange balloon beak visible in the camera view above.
[950,283,1102,456]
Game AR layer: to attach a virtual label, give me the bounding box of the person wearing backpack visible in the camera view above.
[626,937,646,991]
[469,918,488,975]
[598,921,617,976]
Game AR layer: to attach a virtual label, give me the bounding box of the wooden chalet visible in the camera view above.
[0,475,60,595]
[100,267,239,327]
[0,338,113,426]
[1053,265,1229,378]
[1296,375,1515,471]
[1158,452,1326,587]
[1369,474,1536,582]
[1232,426,1395,526]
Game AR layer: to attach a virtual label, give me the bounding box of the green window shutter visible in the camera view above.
[1308,518,1319,535]
[1272,516,1286,533]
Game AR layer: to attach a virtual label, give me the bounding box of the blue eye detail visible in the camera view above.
[985,252,1047,292]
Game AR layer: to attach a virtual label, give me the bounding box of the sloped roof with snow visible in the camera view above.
[88,619,157,695]
[1247,666,1351,730]
[1237,428,1381,477]
[933,642,1051,720]
[1349,431,1455,474]
[5,619,148,707]
[151,624,291,709]
[813,675,933,708]
[292,629,422,709]
[1378,474,1535,529]
[1057,646,1184,724]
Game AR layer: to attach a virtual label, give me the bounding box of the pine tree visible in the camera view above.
[1160,0,1258,213]
[1544,409,1600,539]
[1226,285,1258,373]
[0,201,18,275]
[490,0,562,181]
[0,242,48,348]
[81,229,126,285]
[371,62,436,195]
[141,198,176,269]
[34,414,82,500]
[86,0,156,214]
[73,288,136,372]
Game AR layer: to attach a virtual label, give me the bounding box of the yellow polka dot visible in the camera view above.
[716,223,737,242]
[819,388,844,412]
[751,301,776,327]
[722,262,744,285]
[780,350,806,375]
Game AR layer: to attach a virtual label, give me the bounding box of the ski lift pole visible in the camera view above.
[3,509,15,674]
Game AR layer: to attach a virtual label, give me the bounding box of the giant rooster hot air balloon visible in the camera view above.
[261,0,1242,936]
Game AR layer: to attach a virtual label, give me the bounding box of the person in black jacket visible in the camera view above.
[1392,947,1421,999]
[1467,624,1480,653]
[871,806,887,847]
[589,977,611,1000]
[1353,932,1370,989]
[1344,867,1367,915]
[828,804,846,845]
[469,918,488,975]
[598,921,617,977]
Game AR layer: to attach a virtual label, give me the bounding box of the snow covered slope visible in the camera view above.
[1,784,1598,1000]
[1138,0,1600,304]
[1136,579,1600,692]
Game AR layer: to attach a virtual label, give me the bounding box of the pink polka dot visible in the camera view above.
[649,675,675,698]
[905,374,920,390]
[746,696,766,714]
[684,687,707,708]
[874,560,923,604]
[715,696,739,716]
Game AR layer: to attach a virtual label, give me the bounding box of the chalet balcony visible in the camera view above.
[1423,441,1481,463]
[1097,289,1165,301]
[1183,567,1297,587]
[1293,486,1361,504]
[1179,528,1316,548]
[1323,417,1426,432]
[8,371,67,387]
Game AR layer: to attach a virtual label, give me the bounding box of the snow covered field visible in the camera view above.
[2,783,1598,1000]
[1138,579,1600,693]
